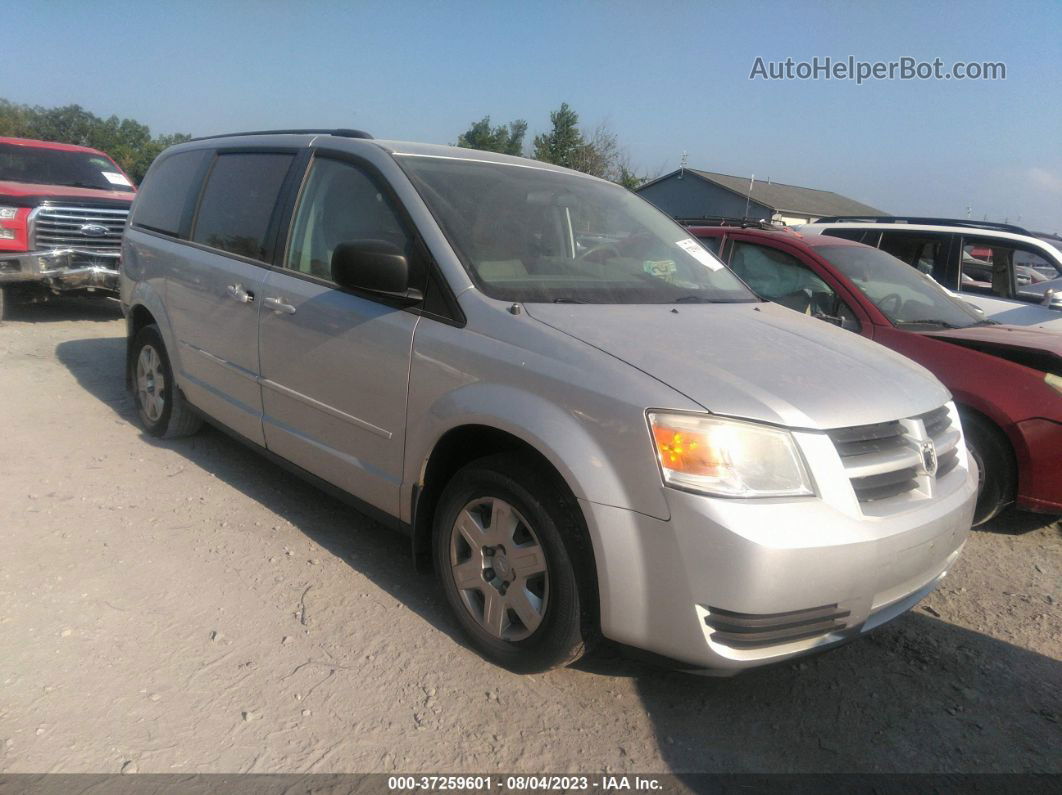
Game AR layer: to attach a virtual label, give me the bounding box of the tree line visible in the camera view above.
[1,97,647,190]
[0,98,191,184]
[457,103,646,189]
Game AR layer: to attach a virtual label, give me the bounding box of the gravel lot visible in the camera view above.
[1,298,1059,775]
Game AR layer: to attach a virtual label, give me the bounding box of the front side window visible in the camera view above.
[286,157,418,285]
[192,152,293,261]
[398,156,752,304]
[728,241,859,329]
[961,237,1062,299]
[0,143,135,192]
[817,243,984,330]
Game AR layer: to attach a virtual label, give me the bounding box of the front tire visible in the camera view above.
[433,453,592,672]
[131,324,202,439]
[962,411,1016,526]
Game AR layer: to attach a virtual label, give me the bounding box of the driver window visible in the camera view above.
[729,241,859,330]
[959,238,1019,298]
[286,157,417,285]
[960,238,1058,299]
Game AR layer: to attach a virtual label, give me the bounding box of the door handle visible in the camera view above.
[226,283,255,304]
[263,296,297,315]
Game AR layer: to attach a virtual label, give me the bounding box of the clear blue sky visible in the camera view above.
[10,0,1062,230]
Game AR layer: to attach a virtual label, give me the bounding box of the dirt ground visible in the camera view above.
[0,297,1059,775]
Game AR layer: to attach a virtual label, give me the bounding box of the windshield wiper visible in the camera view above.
[674,295,755,304]
[896,319,958,328]
[552,297,585,304]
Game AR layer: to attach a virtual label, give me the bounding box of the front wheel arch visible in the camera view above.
[413,427,600,631]
[957,405,1017,525]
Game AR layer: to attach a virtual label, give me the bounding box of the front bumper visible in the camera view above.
[582,448,977,672]
[0,249,120,293]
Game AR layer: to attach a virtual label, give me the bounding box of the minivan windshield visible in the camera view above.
[399,156,754,304]
[817,243,986,329]
[0,143,134,193]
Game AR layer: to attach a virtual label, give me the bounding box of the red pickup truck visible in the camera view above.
[0,136,135,319]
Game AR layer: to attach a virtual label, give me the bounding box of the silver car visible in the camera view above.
[120,131,977,673]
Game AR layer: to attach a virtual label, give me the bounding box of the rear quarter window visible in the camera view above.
[821,228,867,242]
[132,149,211,237]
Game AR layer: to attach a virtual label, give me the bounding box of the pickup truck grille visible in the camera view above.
[31,205,129,255]
[828,405,962,504]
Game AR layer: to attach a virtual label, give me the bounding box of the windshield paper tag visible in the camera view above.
[101,171,132,187]
[676,238,723,270]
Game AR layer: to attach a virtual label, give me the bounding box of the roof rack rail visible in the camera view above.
[677,216,782,230]
[190,128,373,142]
[812,215,1030,235]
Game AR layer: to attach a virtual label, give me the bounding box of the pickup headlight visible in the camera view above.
[647,411,815,498]
[0,207,18,221]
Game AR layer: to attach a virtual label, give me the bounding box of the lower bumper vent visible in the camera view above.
[704,604,851,650]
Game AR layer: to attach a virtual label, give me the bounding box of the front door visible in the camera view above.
[165,151,295,445]
[257,155,422,516]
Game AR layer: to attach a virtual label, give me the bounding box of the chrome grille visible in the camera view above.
[828,405,963,504]
[31,205,129,255]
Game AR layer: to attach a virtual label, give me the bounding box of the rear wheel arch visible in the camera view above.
[125,304,159,388]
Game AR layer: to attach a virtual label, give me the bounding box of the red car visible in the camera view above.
[0,136,135,319]
[690,223,1062,525]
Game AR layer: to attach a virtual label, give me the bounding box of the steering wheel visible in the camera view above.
[876,292,903,316]
[577,243,622,264]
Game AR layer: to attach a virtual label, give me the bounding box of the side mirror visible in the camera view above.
[331,240,422,302]
[1042,288,1060,309]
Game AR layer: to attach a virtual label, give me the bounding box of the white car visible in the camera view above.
[799,217,1062,332]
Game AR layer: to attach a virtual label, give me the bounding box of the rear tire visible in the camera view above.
[131,324,202,439]
[433,453,592,672]
[962,411,1016,526]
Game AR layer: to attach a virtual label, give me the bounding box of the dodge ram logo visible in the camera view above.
[80,223,109,237]
[920,440,938,476]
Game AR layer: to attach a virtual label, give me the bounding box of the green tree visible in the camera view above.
[0,98,191,183]
[531,105,646,189]
[456,116,527,156]
[531,102,585,169]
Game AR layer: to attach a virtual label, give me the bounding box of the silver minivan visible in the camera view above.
[120,131,977,673]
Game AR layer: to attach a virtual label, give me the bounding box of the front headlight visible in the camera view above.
[647,411,815,498]
[0,207,18,221]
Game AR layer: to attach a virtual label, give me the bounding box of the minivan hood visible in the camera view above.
[525,302,949,430]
